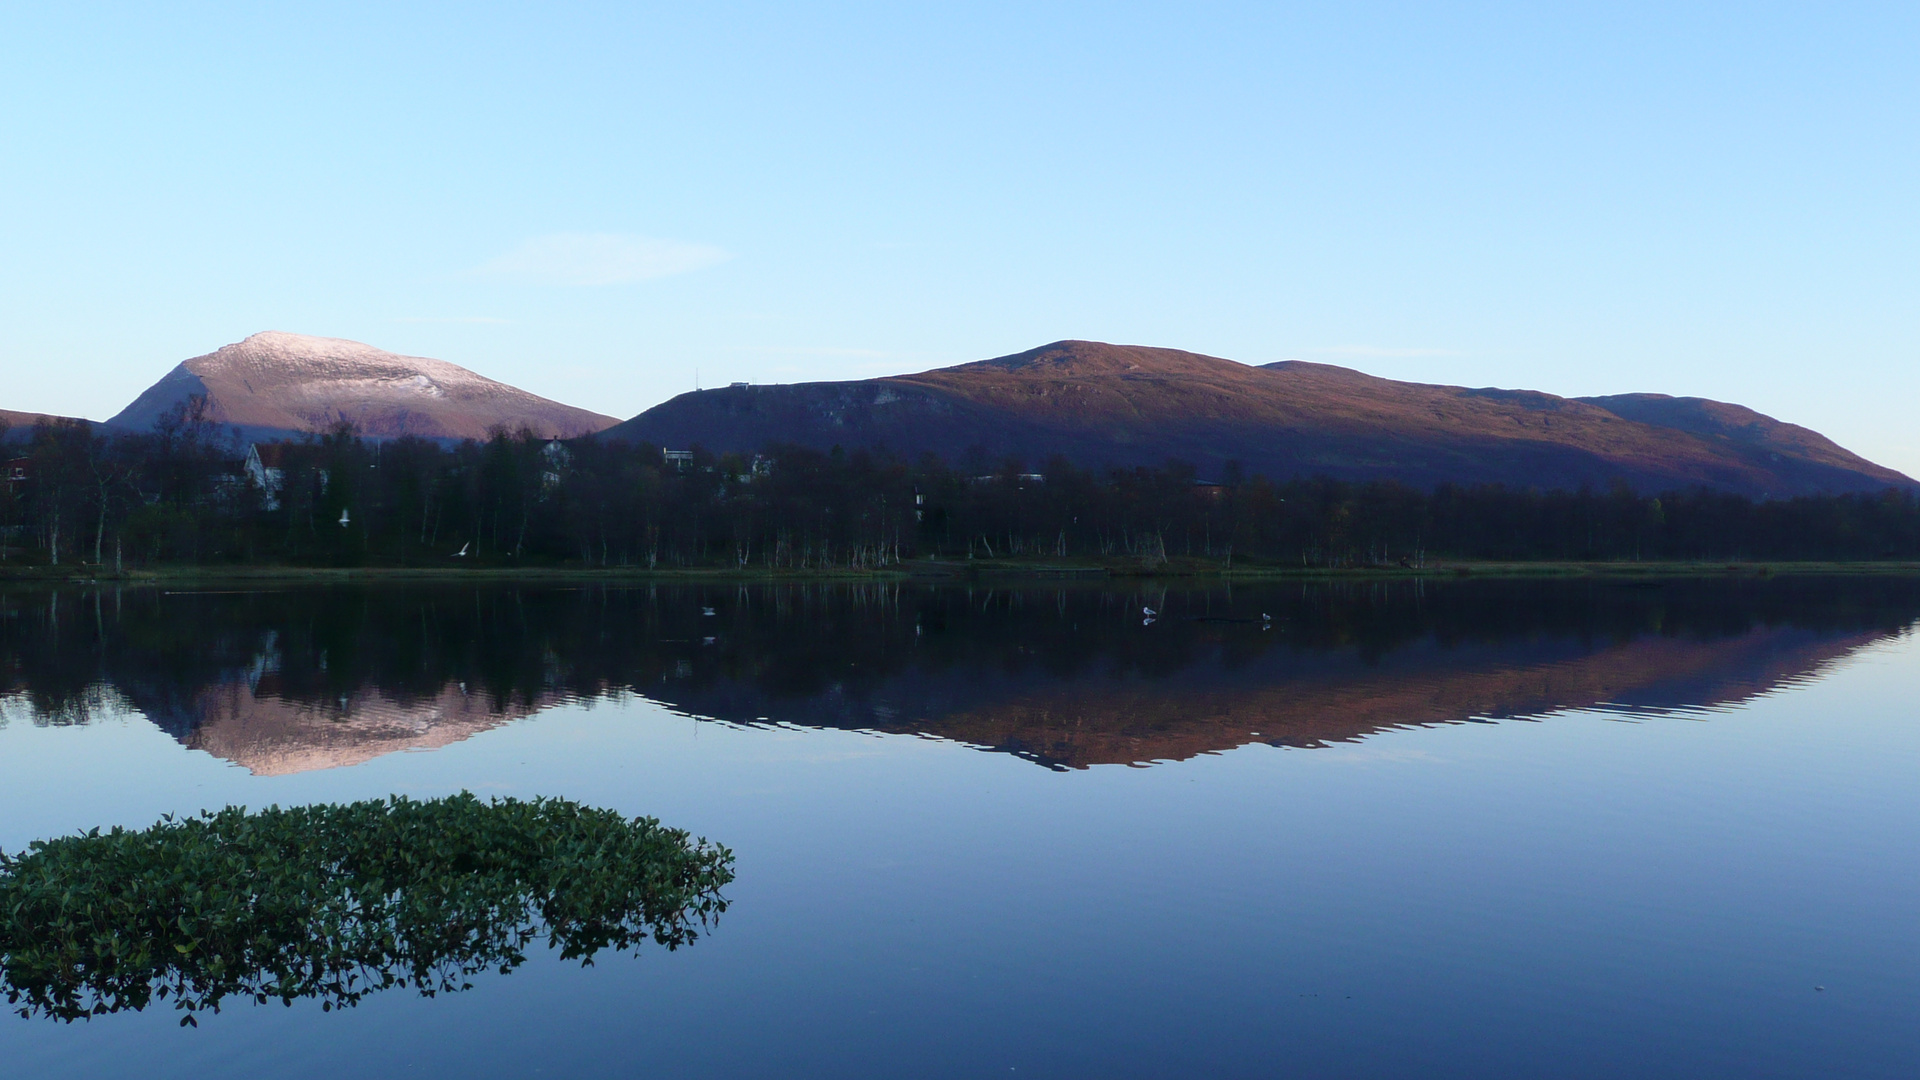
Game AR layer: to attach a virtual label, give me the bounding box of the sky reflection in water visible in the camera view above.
[1,578,1917,1078]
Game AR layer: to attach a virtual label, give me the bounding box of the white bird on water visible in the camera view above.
[1142,606,1157,617]
[338,509,350,527]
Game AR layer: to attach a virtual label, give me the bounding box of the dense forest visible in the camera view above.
[4,406,1919,570]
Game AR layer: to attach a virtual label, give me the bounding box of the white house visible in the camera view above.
[540,439,573,493]
[243,444,290,510]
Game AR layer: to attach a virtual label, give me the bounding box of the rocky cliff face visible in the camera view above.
[108,331,619,442]
[602,340,1912,496]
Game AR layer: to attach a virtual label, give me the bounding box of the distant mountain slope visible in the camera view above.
[1,409,88,432]
[108,331,619,442]
[602,340,1911,497]
[1574,393,1875,476]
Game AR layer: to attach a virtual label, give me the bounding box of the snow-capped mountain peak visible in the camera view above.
[108,332,620,442]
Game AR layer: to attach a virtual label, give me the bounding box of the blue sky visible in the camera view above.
[3,2,1916,472]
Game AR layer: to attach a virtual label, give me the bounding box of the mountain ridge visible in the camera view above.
[602,339,1912,497]
[0,408,91,434]
[7,335,1909,498]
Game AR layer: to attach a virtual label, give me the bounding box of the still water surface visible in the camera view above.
[1,578,1917,1077]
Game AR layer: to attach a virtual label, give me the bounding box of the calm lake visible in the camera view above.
[2,577,1918,1078]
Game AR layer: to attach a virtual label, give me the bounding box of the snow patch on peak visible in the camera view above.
[227,331,417,368]
[190,331,498,393]
[306,375,450,402]
[242,330,379,352]
[108,330,622,440]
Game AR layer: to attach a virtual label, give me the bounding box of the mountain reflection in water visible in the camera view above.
[1,577,1914,772]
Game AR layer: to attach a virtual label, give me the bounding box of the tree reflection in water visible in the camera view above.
[1,576,1918,770]
[0,794,733,1025]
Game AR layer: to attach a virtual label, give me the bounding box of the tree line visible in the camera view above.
[4,406,1919,569]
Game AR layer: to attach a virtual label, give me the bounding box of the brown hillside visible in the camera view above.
[0,409,91,432]
[604,340,1911,496]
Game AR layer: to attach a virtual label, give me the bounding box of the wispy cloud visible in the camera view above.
[741,346,901,359]
[389,316,511,324]
[1311,345,1461,358]
[475,233,730,286]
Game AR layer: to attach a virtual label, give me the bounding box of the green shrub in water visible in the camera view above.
[0,793,733,1025]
